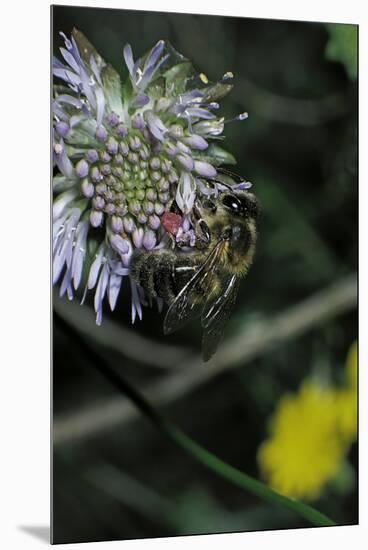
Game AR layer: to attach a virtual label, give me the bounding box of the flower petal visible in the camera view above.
[88,246,105,289]
[194,160,217,178]
[108,272,122,311]
[123,43,135,76]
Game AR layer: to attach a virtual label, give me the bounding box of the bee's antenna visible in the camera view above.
[217,167,247,183]
[198,176,233,190]
[213,179,233,190]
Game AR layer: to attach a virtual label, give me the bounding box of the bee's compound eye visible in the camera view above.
[222,194,243,213]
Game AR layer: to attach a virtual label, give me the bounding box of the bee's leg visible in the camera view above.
[192,204,212,250]
[130,251,158,299]
[151,252,199,303]
[153,267,176,304]
[195,219,211,250]
[131,249,201,305]
[149,251,175,303]
[131,250,177,304]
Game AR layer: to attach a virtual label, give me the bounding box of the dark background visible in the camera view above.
[52,6,358,544]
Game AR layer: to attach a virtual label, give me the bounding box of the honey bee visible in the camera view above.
[131,172,259,361]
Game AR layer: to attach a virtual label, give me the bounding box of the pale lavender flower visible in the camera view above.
[53,29,250,324]
[176,173,196,214]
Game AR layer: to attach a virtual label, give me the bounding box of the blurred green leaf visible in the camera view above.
[175,487,233,534]
[72,27,105,66]
[332,460,355,496]
[198,143,237,166]
[101,64,124,115]
[164,62,193,96]
[325,24,357,80]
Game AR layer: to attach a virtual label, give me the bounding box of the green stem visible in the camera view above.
[164,422,335,527]
[55,313,336,529]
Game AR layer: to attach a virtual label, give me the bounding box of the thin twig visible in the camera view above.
[54,273,357,445]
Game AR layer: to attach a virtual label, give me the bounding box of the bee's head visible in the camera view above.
[199,190,259,222]
[220,190,259,222]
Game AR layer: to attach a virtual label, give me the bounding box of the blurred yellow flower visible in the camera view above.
[334,389,357,445]
[258,341,357,501]
[345,340,358,390]
[335,341,358,443]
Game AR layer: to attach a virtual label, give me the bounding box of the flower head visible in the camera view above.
[258,381,345,501]
[53,29,251,323]
[257,343,358,501]
[335,340,358,443]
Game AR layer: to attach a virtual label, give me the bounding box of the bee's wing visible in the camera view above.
[201,273,240,362]
[163,240,226,335]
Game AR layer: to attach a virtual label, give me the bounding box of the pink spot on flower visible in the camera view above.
[161,212,183,236]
